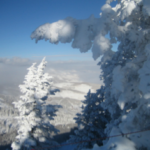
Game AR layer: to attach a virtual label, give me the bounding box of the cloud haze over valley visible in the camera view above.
[0,57,102,96]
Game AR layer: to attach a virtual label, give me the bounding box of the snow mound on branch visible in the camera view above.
[101,4,115,16]
[92,34,111,60]
[120,1,136,21]
[31,17,76,44]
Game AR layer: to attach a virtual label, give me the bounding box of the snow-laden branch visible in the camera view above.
[31,0,150,61]
[31,14,112,60]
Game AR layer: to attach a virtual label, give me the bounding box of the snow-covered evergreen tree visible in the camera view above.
[31,0,150,149]
[68,87,110,150]
[11,58,59,150]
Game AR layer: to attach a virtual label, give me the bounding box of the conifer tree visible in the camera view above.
[68,87,110,150]
[11,58,59,150]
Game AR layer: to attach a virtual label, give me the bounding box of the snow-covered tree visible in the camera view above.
[11,58,59,150]
[31,0,150,149]
[68,87,110,150]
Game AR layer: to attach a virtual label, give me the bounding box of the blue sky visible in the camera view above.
[0,0,118,61]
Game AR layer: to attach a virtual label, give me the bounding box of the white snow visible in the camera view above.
[73,84,92,93]
[120,1,136,21]
[51,90,85,100]
[54,82,73,89]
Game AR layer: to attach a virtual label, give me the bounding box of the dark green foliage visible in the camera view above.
[68,86,110,150]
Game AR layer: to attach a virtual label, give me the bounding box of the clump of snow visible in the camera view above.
[31,17,76,44]
[92,34,111,60]
[120,1,136,21]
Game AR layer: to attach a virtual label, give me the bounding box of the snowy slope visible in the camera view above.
[47,82,100,126]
